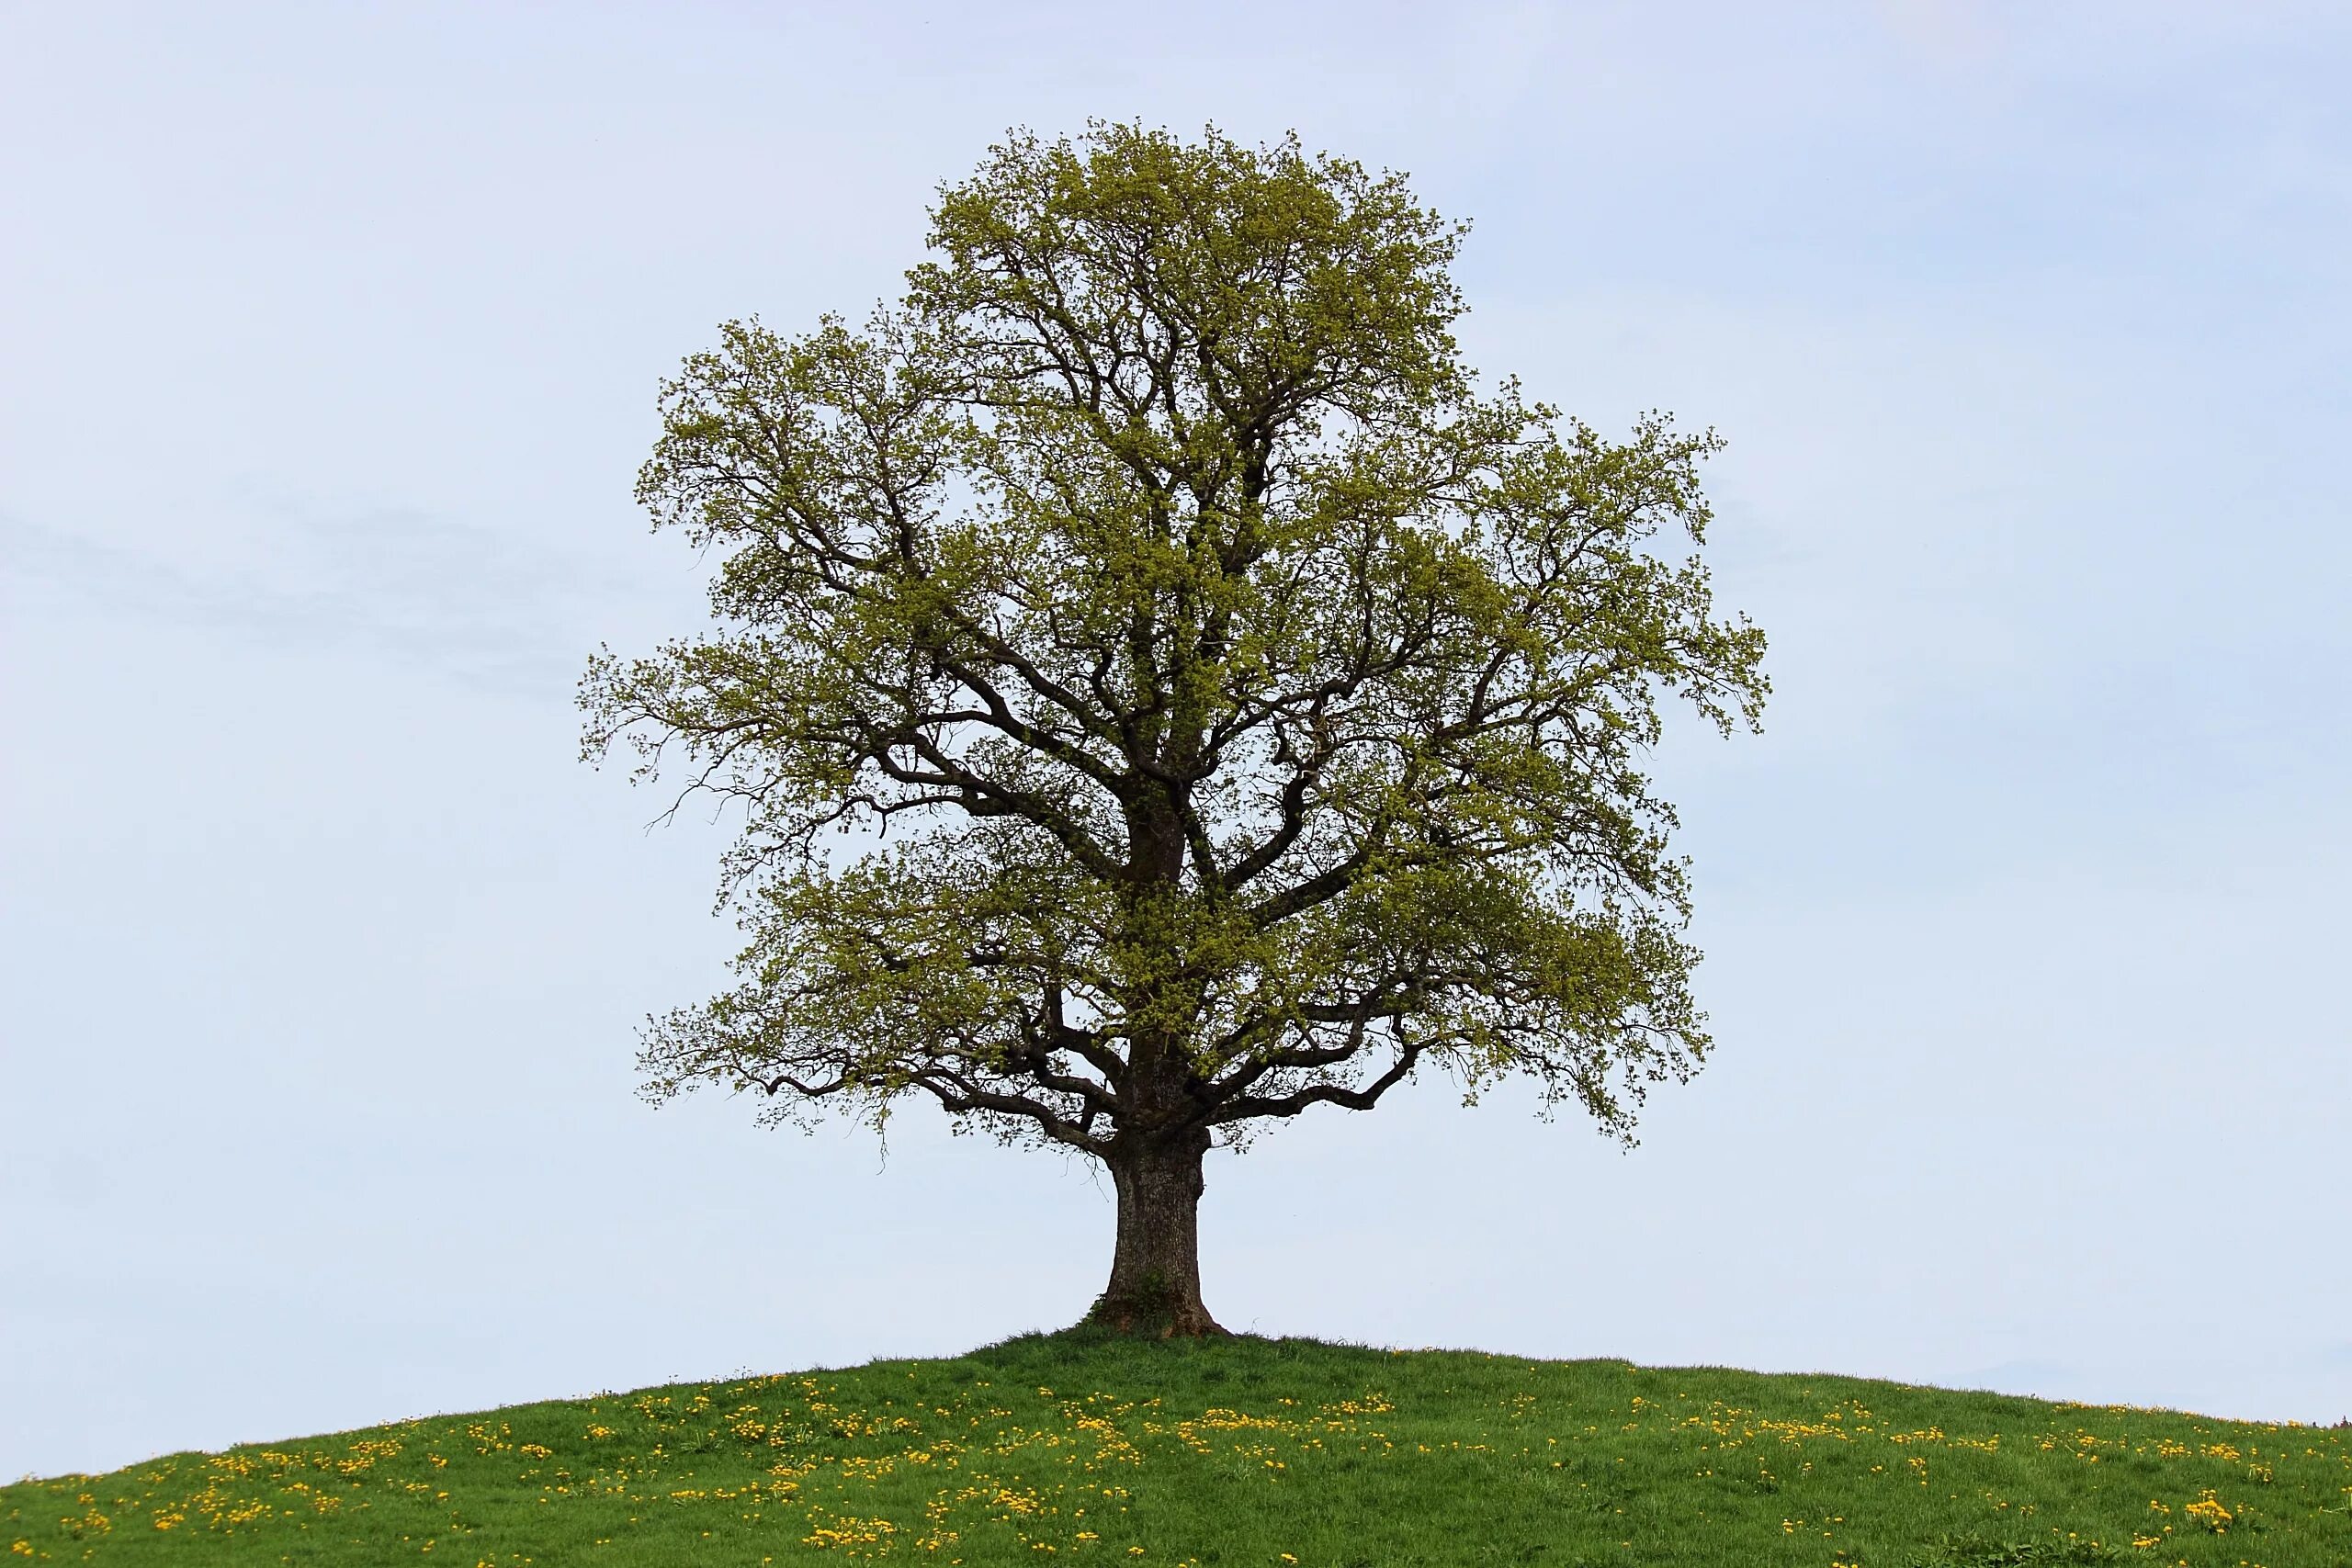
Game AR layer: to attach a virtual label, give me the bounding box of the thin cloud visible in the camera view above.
[4,504,635,700]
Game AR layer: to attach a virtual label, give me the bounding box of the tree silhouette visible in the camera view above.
[579,121,1769,1335]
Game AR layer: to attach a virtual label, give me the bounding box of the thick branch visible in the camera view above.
[1202,1032,1431,1125]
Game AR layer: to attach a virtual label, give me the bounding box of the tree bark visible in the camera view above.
[1091,1126,1225,1336]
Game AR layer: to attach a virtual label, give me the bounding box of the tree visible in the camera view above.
[578,121,1768,1337]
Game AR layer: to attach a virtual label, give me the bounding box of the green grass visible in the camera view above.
[7,1327,2349,1565]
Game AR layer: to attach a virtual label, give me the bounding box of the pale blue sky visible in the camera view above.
[4,1,2347,1483]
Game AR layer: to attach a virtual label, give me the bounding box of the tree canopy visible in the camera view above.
[579,121,1768,1333]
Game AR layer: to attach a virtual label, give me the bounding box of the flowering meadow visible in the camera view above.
[6,1329,2348,1565]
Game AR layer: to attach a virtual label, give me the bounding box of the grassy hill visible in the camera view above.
[6,1327,2347,1566]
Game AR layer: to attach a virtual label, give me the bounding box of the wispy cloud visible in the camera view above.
[3,503,639,700]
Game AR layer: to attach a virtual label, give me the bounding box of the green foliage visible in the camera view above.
[578,121,1769,1160]
[11,1337,2348,1564]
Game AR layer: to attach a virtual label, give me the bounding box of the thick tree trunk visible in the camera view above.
[1090,1127,1225,1337]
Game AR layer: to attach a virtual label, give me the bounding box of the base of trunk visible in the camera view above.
[1084,1287,1227,1338]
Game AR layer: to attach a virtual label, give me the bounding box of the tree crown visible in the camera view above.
[580,120,1769,1160]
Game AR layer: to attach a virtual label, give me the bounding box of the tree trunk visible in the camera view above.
[1091,1127,1225,1337]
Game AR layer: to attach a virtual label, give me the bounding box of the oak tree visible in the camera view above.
[579,122,1768,1336]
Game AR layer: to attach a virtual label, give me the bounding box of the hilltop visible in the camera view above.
[6,1327,2347,1565]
